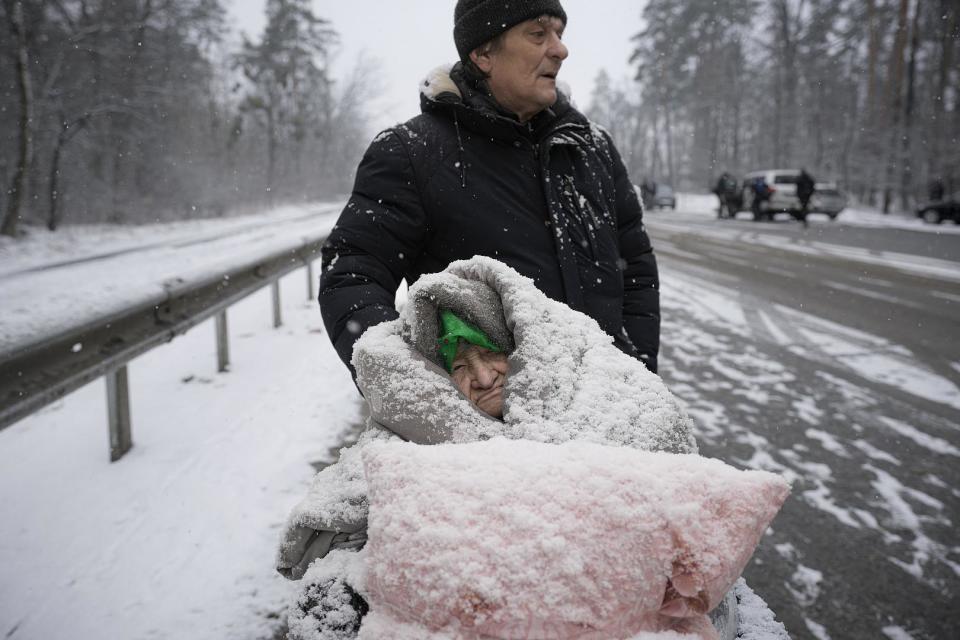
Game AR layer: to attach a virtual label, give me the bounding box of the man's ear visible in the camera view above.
[469,47,494,73]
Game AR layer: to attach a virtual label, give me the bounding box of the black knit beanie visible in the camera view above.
[454,0,567,62]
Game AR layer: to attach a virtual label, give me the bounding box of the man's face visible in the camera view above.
[451,343,509,419]
[472,15,568,122]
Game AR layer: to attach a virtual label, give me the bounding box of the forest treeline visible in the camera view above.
[0,0,373,236]
[4,1,957,235]
[588,0,959,212]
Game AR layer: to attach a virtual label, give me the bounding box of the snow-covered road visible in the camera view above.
[1,197,958,639]
[0,202,343,356]
[646,200,960,640]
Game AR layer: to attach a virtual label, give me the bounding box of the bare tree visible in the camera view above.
[1,0,34,237]
[615,0,958,210]
[899,0,921,211]
[0,0,379,235]
[881,0,910,213]
[931,0,957,195]
[236,0,337,204]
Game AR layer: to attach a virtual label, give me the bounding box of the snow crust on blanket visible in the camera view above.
[282,256,698,571]
[276,426,397,565]
[360,256,698,453]
[356,320,501,443]
[359,438,789,640]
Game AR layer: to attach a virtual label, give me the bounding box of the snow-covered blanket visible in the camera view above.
[357,438,790,640]
[277,257,697,577]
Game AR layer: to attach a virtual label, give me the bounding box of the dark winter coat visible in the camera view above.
[319,63,660,374]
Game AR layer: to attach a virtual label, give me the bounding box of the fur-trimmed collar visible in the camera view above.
[420,63,461,101]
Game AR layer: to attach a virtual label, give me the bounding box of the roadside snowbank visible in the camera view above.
[0,202,341,355]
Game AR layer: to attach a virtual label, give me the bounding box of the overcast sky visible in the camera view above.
[228,1,646,131]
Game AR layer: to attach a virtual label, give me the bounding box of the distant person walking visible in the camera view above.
[796,169,815,227]
[714,172,739,219]
[751,176,771,221]
[640,178,657,212]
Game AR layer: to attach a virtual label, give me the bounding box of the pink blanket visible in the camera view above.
[359,438,789,640]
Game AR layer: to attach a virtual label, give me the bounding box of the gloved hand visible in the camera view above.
[331,529,368,552]
[277,526,368,580]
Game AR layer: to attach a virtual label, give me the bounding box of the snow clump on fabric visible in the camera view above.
[359,438,790,640]
[372,256,699,453]
[287,549,369,640]
[279,256,698,582]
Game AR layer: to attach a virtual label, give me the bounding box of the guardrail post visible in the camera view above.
[215,310,229,372]
[307,260,315,301]
[0,234,331,444]
[106,365,132,461]
[272,280,282,328]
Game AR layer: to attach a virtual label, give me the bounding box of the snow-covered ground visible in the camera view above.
[1,203,348,639]
[1,199,957,639]
[647,202,960,638]
[1,195,951,357]
[0,202,343,356]
[0,267,361,640]
[656,267,960,638]
[658,193,960,284]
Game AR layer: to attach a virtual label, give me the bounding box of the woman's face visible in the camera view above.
[451,344,509,419]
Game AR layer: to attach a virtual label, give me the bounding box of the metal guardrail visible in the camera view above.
[0,234,326,460]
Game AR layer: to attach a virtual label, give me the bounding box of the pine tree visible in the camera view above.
[236,0,337,203]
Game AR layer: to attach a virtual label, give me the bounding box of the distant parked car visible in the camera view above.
[651,184,676,210]
[917,197,960,224]
[809,182,847,219]
[739,169,843,222]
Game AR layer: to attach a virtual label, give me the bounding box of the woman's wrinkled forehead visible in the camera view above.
[454,342,492,360]
[453,343,508,366]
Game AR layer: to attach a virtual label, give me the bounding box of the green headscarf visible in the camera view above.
[437,309,501,372]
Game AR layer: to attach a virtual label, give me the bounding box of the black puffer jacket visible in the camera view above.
[320,64,660,374]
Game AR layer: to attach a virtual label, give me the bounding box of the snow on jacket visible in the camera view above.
[319,62,661,378]
[277,257,694,578]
